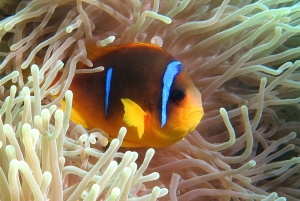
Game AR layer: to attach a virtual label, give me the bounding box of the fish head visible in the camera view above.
[148,70,204,147]
[157,70,204,145]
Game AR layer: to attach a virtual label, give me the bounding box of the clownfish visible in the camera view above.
[57,43,204,148]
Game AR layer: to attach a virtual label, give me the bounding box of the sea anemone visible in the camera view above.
[0,0,300,200]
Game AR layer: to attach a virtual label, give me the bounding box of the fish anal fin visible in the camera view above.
[121,98,147,139]
[60,98,91,129]
[120,140,145,148]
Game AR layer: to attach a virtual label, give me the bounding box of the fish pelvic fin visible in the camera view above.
[121,98,147,139]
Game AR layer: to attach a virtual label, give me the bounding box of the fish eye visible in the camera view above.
[171,88,186,102]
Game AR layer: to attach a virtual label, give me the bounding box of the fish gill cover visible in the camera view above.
[0,0,300,200]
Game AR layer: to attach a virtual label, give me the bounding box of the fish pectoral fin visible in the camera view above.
[121,98,146,139]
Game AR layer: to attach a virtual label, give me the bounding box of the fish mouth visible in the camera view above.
[169,107,203,134]
[184,107,204,120]
[161,106,204,135]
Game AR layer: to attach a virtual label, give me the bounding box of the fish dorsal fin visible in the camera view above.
[121,98,146,139]
[84,45,121,64]
[84,43,163,67]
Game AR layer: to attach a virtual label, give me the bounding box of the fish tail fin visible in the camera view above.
[121,98,147,139]
[2,65,32,89]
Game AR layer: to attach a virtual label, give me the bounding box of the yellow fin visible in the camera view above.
[108,137,144,148]
[121,98,146,139]
[60,98,90,129]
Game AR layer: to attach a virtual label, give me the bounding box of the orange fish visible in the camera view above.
[57,43,204,148]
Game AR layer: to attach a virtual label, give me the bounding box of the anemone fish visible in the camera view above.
[59,43,204,148]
